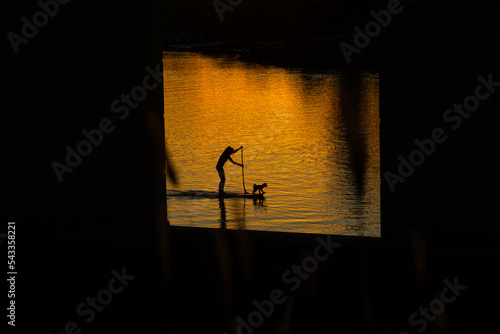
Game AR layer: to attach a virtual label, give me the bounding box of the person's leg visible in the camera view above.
[218,169,226,193]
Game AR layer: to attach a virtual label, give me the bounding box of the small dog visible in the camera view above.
[252,183,268,195]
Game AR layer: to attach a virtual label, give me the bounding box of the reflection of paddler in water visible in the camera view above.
[218,198,227,229]
[216,146,243,196]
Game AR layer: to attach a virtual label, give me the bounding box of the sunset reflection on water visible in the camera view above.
[164,52,380,236]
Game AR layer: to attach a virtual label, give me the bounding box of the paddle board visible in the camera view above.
[204,193,265,199]
[167,190,265,199]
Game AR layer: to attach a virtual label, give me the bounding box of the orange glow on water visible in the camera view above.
[164,52,380,236]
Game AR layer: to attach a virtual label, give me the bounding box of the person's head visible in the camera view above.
[225,146,235,154]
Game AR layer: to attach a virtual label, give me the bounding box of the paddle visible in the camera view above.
[241,146,249,194]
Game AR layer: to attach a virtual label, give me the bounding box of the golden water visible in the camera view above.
[164,51,380,236]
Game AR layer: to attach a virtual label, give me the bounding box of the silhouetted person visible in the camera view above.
[216,146,243,195]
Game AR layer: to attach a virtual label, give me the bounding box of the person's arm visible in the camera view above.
[233,145,243,154]
[228,156,243,167]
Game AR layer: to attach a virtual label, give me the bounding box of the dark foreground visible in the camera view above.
[20,224,499,334]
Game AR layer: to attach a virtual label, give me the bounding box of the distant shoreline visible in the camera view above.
[163,38,379,73]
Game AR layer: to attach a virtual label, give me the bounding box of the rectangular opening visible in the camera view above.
[162,1,380,237]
